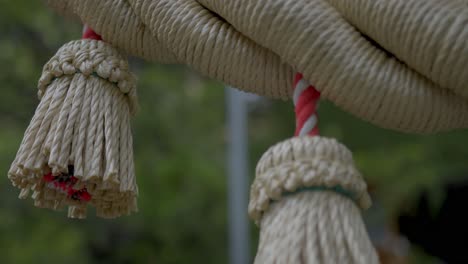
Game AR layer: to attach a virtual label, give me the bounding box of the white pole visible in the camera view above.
[226,87,250,264]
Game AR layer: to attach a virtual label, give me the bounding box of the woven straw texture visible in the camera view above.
[249,136,378,263]
[46,0,468,133]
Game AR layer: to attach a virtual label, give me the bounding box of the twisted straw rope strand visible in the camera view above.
[48,0,468,133]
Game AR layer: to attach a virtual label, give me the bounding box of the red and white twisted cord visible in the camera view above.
[293,73,321,137]
[82,25,102,40]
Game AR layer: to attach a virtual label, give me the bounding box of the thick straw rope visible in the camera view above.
[47,0,468,134]
[9,36,138,219]
[326,0,468,99]
[249,74,378,263]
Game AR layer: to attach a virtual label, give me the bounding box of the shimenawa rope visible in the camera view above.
[8,0,468,260]
[46,0,468,134]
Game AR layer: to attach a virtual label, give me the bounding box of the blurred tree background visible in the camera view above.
[1,1,467,263]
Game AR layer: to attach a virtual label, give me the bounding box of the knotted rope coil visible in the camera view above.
[48,0,468,133]
[9,37,138,219]
[38,40,138,114]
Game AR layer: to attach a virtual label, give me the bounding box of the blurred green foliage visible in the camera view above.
[0,1,467,263]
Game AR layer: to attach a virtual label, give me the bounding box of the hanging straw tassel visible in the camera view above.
[248,74,379,263]
[8,29,138,219]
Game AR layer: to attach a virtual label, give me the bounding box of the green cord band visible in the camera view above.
[283,185,356,202]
